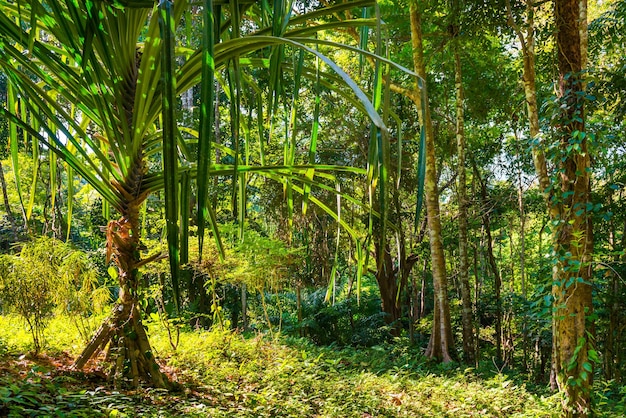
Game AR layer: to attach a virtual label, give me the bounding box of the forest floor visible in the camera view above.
[0,315,622,417]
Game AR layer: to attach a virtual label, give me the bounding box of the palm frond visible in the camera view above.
[158,0,181,312]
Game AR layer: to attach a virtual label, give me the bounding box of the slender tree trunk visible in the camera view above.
[552,0,594,414]
[506,0,550,195]
[472,242,481,363]
[410,0,454,362]
[604,222,617,380]
[516,145,527,299]
[453,39,474,364]
[296,284,302,336]
[473,164,503,364]
[241,283,248,330]
[419,258,427,320]
[516,164,530,370]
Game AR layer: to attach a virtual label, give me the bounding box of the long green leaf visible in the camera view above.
[0,105,123,208]
[197,0,217,258]
[7,82,27,224]
[302,51,320,216]
[415,121,427,232]
[66,164,74,241]
[158,0,180,312]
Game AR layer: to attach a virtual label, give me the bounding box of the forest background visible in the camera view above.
[0,0,624,416]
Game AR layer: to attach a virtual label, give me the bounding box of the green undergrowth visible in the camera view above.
[152,328,562,417]
[0,315,621,417]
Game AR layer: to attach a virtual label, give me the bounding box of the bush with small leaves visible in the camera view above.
[0,237,107,353]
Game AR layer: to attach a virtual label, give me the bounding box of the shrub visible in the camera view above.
[0,237,108,353]
[296,288,392,347]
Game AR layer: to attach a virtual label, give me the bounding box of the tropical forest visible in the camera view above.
[0,0,624,416]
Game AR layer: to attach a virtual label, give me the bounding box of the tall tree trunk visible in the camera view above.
[604,219,618,380]
[453,37,474,365]
[410,0,454,362]
[506,0,550,195]
[474,165,503,364]
[552,0,594,414]
[508,1,595,402]
[515,139,527,299]
[517,158,530,370]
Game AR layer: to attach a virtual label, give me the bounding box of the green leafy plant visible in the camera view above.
[0,238,68,353]
[0,237,104,353]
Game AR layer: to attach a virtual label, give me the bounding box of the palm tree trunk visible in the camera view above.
[410,0,454,362]
[73,206,168,389]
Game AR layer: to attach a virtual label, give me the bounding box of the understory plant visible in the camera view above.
[0,237,105,353]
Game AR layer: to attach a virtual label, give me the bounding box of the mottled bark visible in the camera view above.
[410,0,454,362]
[552,0,593,414]
[506,0,550,196]
[453,44,474,364]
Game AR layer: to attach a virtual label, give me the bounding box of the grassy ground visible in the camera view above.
[0,314,617,417]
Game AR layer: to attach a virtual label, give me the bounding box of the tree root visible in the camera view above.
[72,302,168,389]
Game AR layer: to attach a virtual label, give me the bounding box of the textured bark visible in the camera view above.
[373,239,421,333]
[410,0,454,362]
[375,242,402,328]
[74,205,167,388]
[552,0,593,414]
[506,0,550,196]
[453,44,474,364]
[73,200,168,388]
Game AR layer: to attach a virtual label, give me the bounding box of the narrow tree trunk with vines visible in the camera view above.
[552,0,594,414]
[474,165,503,364]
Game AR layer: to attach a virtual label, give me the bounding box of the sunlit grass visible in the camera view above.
[145,320,562,417]
[0,313,107,356]
[0,314,566,417]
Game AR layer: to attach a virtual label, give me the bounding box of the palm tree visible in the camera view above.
[0,0,410,387]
